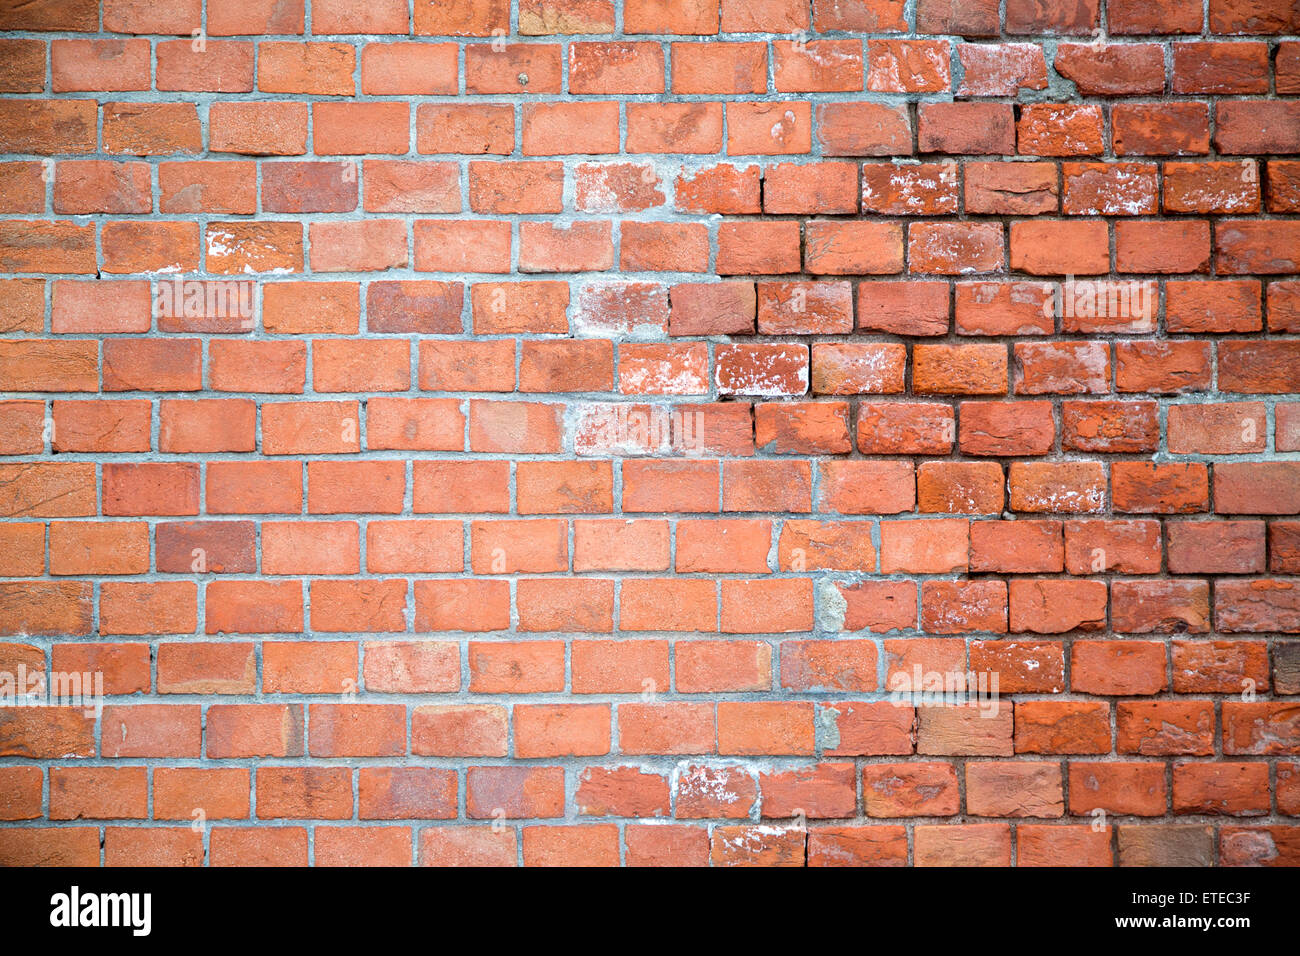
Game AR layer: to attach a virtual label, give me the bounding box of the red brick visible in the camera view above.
[970,520,1064,574]
[958,43,1047,96]
[52,38,150,92]
[1174,763,1270,816]
[1109,0,1202,33]
[1118,701,1215,756]
[863,161,958,215]
[159,642,256,695]
[1113,102,1209,156]
[1116,341,1211,394]
[420,827,516,867]
[780,641,878,692]
[257,767,353,820]
[720,0,807,31]
[206,704,304,759]
[262,639,358,691]
[210,828,308,867]
[1014,701,1110,754]
[964,162,1058,215]
[625,0,718,33]
[1018,826,1113,867]
[959,401,1054,456]
[413,705,508,757]
[206,461,302,515]
[626,103,722,154]
[816,102,912,156]
[465,44,562,95]
[1174,639,1269,693]
[1223,702,1300,755]
[523,825,620,867]
[1063,400,1159,453]
[316,827,411,867]
[818,701,912,758]
[570,41,664,94]
[576,766,670,817]
[1054,43,1165,95]
[522,103,619,156]
[1062,519,1160,575]
[922,580,1007,632]
[880,519,969,574]
[0,707,95,758]
[726,102,812,156]
[1164,161,1260,215]
[469,641,561,692]
[50,767,147,820]
[519,0,615,34]
[914,344,1007,395]
[914,824,1011,866]
[1009,459,1106,513]
[857,402,954,455]
[1069,762,1167,817]
[359,768,457,820]
[647,635,741,684]
[955,280,1055,336]
[623,461,719,514]
[863,763,959,818]
[917,462,1005,515]
[917,705,1014,756]
[206,580,301,635]
[1014,342,1110,395]
[1216,102,1300,155]
[718,702,815,756]
[361,42,457,95]
[1010,579,1107,634]
[416,104,514,155]
[1010,221,1109,275]
[811,343,904,395]
[806,223,904,276]
[966,762,1063,817]
[1018,104,1105,156]
[1007,0,1099,33]
[909,222,1005,275]
[2,100,96,156]
[867,39,950,92]
[0,41,46,94]
[673,41,764,94]
[1064,162,1159,216]
[1072,642,1168,695]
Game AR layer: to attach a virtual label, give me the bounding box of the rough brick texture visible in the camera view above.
[0,0,1298,868]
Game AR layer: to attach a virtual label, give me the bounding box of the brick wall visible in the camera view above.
[0,0,1298,867]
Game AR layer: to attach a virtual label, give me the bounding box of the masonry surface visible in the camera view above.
[0,0,1299,868]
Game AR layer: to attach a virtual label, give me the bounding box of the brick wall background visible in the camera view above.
[0,0,1299,867]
